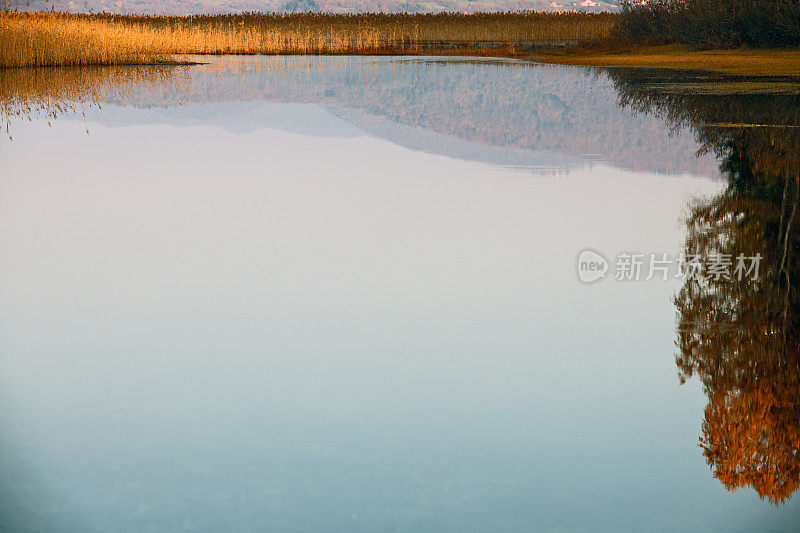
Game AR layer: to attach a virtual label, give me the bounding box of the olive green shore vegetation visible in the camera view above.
[2,7,800,77]
[531,47,800,77]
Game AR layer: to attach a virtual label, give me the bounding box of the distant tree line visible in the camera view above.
[618,0,800,48]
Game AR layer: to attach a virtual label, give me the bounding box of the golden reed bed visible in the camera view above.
[0,11,617,68]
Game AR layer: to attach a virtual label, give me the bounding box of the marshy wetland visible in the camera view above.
[1,55,800,530]
[0,11,616,67]
[4,5,800,75]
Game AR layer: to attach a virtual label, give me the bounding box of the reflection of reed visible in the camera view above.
[0,65,188,138]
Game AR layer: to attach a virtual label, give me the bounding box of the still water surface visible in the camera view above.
[0,56,798,531]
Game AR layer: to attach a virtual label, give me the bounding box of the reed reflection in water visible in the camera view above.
[0,65,188,139]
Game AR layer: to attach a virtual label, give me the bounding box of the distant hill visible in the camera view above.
[6,0,619,15]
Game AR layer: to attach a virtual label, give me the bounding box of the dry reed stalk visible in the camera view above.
[1,11,618,68]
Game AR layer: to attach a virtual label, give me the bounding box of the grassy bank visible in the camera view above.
[0,11,616,68]
[533,0,800,77]
[531,46,800,77]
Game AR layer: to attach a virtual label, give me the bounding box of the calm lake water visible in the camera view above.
[1,56,799,531]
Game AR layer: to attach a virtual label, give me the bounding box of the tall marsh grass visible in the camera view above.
[0,12,173,67]
[0,11,617,68]
[618,0,800,49]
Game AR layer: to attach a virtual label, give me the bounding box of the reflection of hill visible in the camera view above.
[93,98,588,172]
[102,56,719,176]
[332,105,586,171]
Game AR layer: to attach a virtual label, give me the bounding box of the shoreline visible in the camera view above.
[3,46,800,79]
[3,12,800,77]
[529,46,800,77]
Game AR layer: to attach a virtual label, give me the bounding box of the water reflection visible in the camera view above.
[0,65,188,139]
[2,56,721,175]
[609,68,800,505]
[2,57,800,528]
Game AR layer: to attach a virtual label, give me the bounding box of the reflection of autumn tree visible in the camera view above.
[609,68,800,504]
[700,351,800,505]
[609,68,800,177]
[677,152,800,505]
